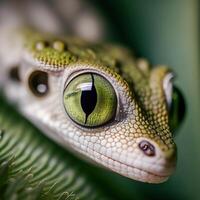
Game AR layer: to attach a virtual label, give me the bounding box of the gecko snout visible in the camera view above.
[136,138,177,180]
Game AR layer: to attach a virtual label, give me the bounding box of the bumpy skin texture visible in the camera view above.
[0,29,176,183]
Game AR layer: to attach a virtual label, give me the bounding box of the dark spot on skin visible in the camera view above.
[43,41,50,47]
[139,140,155,156]
[9,66,20,82]
[35,40,50,50]
[28,70,49,97]
[115,60,123,75]
[81,74,97,124]
[115,60,134,89]
[61,42,68,51]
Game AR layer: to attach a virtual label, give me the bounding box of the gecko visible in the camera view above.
[0,25,185,184]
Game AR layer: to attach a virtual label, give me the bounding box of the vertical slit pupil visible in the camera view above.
[81,74,97,124]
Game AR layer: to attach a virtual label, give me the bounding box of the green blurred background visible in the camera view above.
[87,0,200,199]
[1,0,199,199]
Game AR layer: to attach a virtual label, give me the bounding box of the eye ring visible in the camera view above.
[63,72,118,128]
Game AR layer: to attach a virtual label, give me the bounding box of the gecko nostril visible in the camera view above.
[139,140,155,157]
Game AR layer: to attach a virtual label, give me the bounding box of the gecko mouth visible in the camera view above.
[108,155,169,182]
[95,152,171,183]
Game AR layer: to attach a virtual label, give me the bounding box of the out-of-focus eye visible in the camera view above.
[28,70,49,97]
[63,73,117,127]
[9,66,20,82]
[169,86,186,132]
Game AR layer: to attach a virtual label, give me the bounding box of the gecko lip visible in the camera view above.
[79,141,175,183]
[101,153,174,182]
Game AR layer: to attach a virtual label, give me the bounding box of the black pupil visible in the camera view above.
[29,71,48,97]
[81,74,97,124]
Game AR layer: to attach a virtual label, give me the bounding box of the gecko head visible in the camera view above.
[6,38,185,183]
[58,64,180,183]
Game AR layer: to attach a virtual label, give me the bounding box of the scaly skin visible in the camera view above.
[0,28,176,183]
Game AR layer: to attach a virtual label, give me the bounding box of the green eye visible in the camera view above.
[63,73,117,127]
[169,86,186,132]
